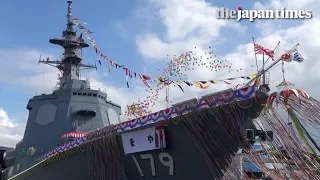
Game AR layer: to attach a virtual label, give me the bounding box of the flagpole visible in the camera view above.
[246,43,300,86]
[252,37,259,74]
[262,53,265,85]
[259,41,280,87]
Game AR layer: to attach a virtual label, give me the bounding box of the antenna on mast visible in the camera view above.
[38,1,96,89]
[38,54,42,64]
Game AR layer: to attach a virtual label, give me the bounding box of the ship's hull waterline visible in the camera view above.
[5,95,266,180]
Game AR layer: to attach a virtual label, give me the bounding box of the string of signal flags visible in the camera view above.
[124,73,258,117]
[71,16,302,117]
[72,17,257,92]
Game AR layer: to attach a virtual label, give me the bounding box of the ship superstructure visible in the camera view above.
[5,1,121,176]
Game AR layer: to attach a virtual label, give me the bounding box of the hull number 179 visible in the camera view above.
[131,152,174,177]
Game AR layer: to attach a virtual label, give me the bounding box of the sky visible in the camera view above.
[0,0,320,147]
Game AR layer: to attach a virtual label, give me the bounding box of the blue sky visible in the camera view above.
[0,0,320,148]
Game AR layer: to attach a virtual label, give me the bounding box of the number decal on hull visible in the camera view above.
[159,152,174,176]
[132,152,174,177]
[140,154,156,176]
[132,155,145,176]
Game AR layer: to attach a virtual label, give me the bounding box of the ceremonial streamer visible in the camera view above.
[245,86,320,179]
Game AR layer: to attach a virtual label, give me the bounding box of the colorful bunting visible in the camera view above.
[72,17,257,117]
[72,17,255,90]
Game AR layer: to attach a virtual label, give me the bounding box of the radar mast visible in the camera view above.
[39,0,96,89]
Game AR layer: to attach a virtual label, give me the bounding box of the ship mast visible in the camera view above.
[39,0,96,89]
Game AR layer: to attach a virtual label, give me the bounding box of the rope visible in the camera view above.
[87,134,127,180]
[179,99,258,179]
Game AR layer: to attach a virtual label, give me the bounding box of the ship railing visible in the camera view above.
[85,124,115,141]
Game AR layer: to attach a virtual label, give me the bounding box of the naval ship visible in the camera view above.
[0,1,271,180]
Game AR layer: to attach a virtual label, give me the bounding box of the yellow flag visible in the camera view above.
[177,80,183,85]
[194,81,209,89]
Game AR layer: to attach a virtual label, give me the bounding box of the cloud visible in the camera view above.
[0,49,59,94]
[0,108,25,147]
[136,0,245,60]
[136,34,170,59]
